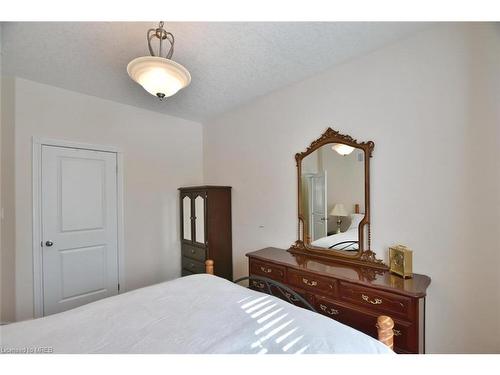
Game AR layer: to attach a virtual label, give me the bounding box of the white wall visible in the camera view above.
[466,23,500,353]
[2,78,203,321]
[204,23,500,353]
[0,22,3,322]
[0,25,17,325]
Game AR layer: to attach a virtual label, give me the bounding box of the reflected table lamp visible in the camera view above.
[330,203,348,234]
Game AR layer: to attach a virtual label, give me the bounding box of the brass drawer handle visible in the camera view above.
[259,266,272,274]
[302,278,318,287]
[361,294,382,305]
[319,304,339,315]
[393,329,402,337]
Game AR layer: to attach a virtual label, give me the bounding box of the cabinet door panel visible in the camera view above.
[194,194,206,246]
[182,194,193,242]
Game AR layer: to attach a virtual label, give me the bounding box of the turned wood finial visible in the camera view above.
[205,259,214,275]
[377,315,394,350]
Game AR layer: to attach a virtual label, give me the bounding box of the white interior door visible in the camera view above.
[311,171,327,241]
[41,145,118,316]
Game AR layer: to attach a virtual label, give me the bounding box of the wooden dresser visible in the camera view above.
[179,186,232,280]
[247,247,431,354]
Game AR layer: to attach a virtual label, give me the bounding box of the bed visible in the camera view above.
[311,227,359,250]
[0,261,395,354]
[310,209,364,251]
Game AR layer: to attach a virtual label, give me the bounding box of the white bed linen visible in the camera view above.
[0,274,391,354]
[311,228,359,250]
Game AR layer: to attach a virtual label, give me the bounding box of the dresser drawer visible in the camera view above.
[249,259,285,281]
[287,269,337,296]
[314,296,416,353]
[339,282,412,319]
[182,257,205,274]
[182,244,206,263]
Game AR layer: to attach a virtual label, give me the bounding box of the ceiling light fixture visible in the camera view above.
[127,22,191,101]
[332,143,355,156]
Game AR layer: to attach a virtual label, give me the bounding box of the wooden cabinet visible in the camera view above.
[179,186,232,280]
[247,247,431,354]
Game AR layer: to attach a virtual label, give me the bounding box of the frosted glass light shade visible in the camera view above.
[332,143,355,156]
[127,56,191,99]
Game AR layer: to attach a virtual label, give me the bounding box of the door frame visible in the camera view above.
[32,137,125,318]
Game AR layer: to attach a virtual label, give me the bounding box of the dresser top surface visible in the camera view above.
[247,247,431,298]
[178,185,231,191]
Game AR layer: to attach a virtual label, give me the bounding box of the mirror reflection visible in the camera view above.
[301,143,365,252]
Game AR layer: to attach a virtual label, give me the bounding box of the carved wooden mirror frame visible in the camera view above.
[289,127,388,270]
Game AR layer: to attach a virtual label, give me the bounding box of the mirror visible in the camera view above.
[301,143,364,251]
[290,128,387,269]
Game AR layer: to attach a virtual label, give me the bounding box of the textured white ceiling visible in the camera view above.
[1,22,431,121]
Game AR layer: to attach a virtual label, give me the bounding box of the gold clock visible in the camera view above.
[389,245,413,279]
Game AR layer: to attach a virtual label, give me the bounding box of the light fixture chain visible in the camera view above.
[147,28,156,56]
[165,33,174,59]
[146,21,175,60]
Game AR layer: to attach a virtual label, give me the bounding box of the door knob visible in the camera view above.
[45,241,54,247]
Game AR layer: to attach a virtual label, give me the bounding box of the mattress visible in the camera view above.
[0,274,392,354]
